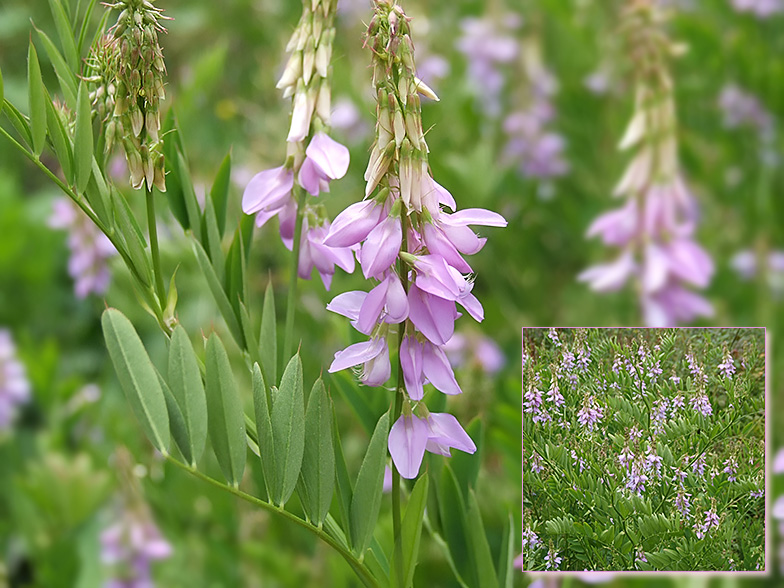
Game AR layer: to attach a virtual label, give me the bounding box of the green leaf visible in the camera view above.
[101,308,169,453]
[390,473,429,588]
[157,368,189,463]
[260,282,277,386]
[114,191,152,288]
[192,240,243,347]
[167,326,208,467]
[436,465,474,585]
[205,333,247,487]
[210,150,231,236]
[45,98,73,182]
[350,411,390,555]
[252,363,275,501]
[299,379,334,526]
[201,196,224,282]
[496,514,515,588]
[238,301,261,366]
[3,100,33,147]
[225,230,245,317]
[28,40,47,157]
[47,0,79,71]
[74,81,93,192]
[271,354,305,506]
[33,26,76,108]
[332,407,354,542]
[177,152,203,240]
[0,64,4,116]
[466,489,498,588]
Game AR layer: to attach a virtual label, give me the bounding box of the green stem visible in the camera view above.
[283,187,307,367]
[165,456,379,588]
[0,124,167,327]
[146,186,167,307]
[390,215,409,587]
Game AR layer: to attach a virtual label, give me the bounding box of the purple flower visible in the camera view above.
[547,328,561,347]
[324,199,386,248]
[49,198,115,298]
[242,165,295,218]
[407,284,458,346]
[298,133,351,196]
[544,547,562,570]
[723,456,738,482]
[718,351,736,379]
[731,0,784,18]
[0,330,30,431]
[328,337,391,386]
[546,380,564,408]
[577,396,604,432]
[297,218,355,290]
[530,451,544,474]
[101,509,172,587]
[441,333,505,375]
[360,215,402,279]
[692,454,707,477]
[675,491,692,518]
[690,393,712,417]
[388,412,476,479]
[400,336,462,401]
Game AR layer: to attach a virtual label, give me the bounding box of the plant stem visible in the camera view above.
[146,186,167,308]
[390,215,409,587]
[165,456,380,588]
[283,187,307,368]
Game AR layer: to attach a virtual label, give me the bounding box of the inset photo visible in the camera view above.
[522,328,766,572]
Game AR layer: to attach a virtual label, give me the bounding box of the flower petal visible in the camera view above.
[388,414,429,479]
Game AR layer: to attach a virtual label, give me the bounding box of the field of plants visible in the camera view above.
[0,0,781,586]
[523,328,765,571]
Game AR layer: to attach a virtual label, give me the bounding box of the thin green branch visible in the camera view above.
[145,186,167,308]
[165,456,380,588]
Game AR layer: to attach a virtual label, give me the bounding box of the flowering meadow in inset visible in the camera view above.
[523,328,765,571]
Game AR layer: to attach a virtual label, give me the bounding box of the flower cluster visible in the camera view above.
[242,0,352,288]
[0,329,30,431]
[717,350,736,379]
[101,507,172,587]
[693,507,720,539]
[325,0,506,479]
[579,1,714,326]
[49,198,116,298]
[576,395,604,432]
[107,0,169,191]
[84,35,121,148]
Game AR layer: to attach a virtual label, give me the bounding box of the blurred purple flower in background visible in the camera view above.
[718,84,778,167]
[731,0,784,17]
[49,198,116,299]
[731,249,784,297]
[0,329,30,432]
[503,63,569,182]
[442,332,505,375]
[456,15,520,117]
[101,508,172,587]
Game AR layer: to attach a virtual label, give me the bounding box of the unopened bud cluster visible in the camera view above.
[108,0,168,191]
[278,0,338,143]
[84,35,121,148]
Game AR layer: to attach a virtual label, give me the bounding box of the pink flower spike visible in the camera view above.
[424,412,476,456]
[408,284,457,346]
[578,250,636,292]
[360,216,402,279]
[586,200,637,246]
[357,279,389,335]
[242,165,294,214]
[388,414,429,479]
[324,200,385,247]
[383,272,409,323]
[422,342,462,395]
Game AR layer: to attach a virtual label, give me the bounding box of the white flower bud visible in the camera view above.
[413,77,439,102]
[287,82,313,143]
[393,109,406,149]
[302,41,316,85]
[315,35,331,79]
[276,52,302,90]
[316,80,331,125]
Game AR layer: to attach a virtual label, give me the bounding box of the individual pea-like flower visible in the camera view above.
[49,198,116,298]
[387,411,476,479]
[326,0,505,479]
[579,1,713,326]
[0,329,31,432]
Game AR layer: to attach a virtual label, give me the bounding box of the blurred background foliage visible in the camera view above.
[0,0,781,586]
